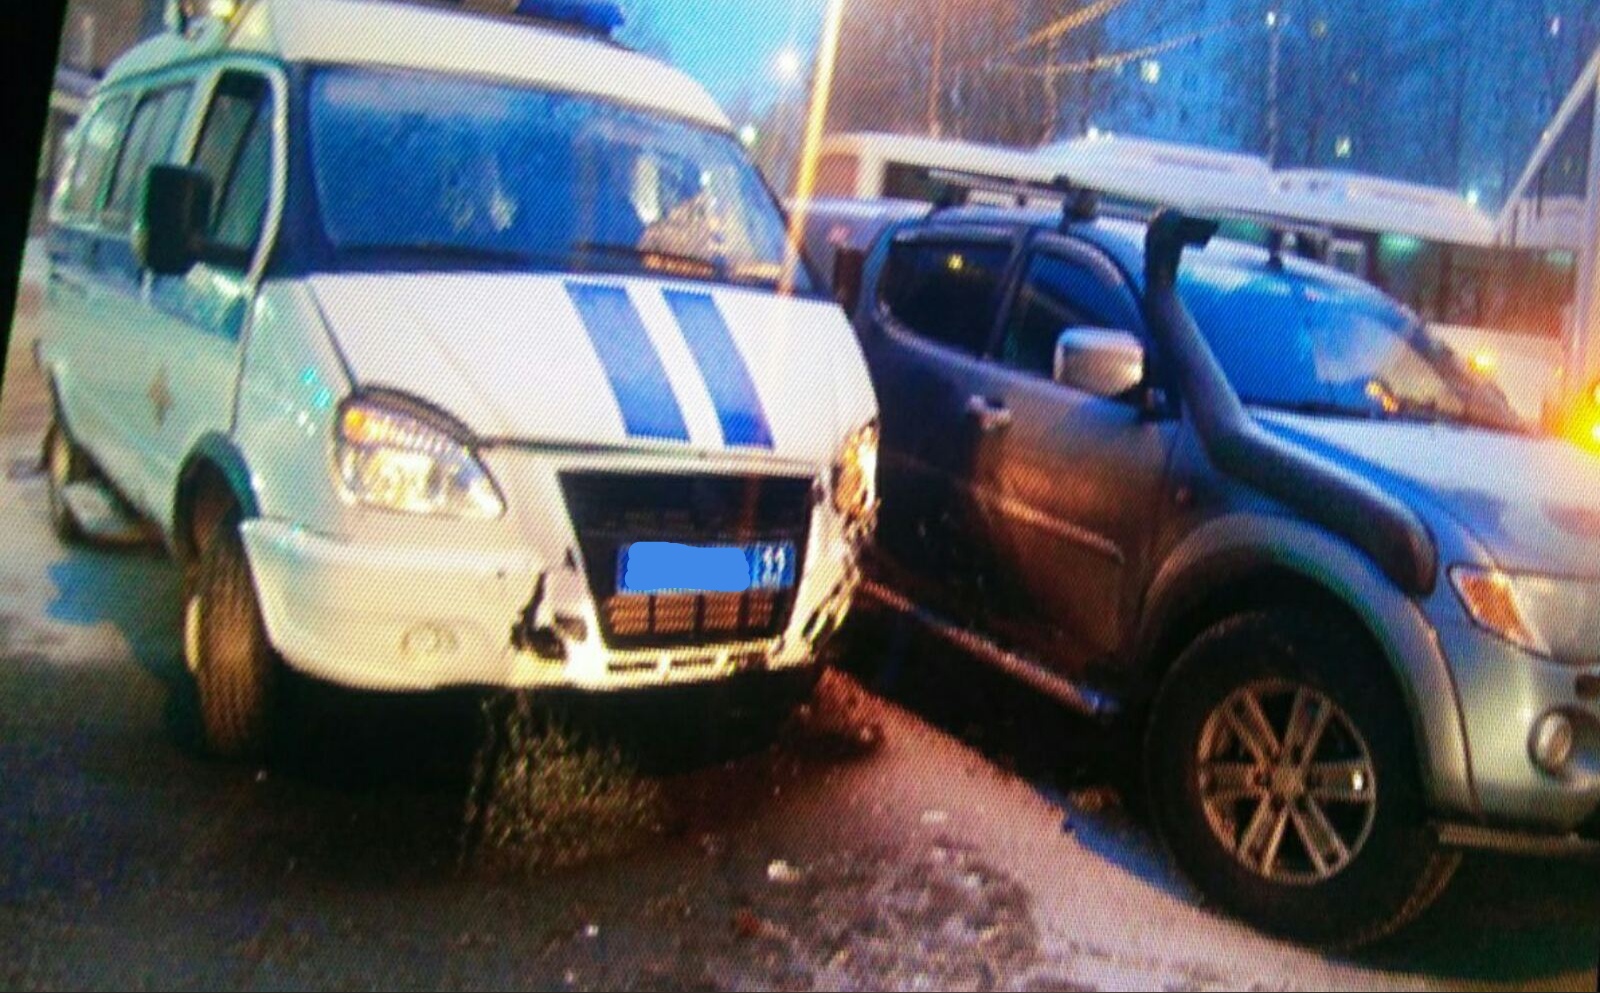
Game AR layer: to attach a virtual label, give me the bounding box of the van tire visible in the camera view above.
[44,420,89,544]
[186,508,279,762]
[1144,608,1460,949]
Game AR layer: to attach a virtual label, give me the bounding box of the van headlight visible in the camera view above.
[833,420,879,525]
[1450,566,1600,665]
[333,395,504,519]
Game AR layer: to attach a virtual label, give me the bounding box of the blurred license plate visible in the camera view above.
[617,541,796,595]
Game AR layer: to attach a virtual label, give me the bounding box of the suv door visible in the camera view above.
[867,229,1017,623]
[968,235,1177,679]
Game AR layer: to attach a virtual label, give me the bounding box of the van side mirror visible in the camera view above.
[136,165,213,277]
[1053,327,1146,399]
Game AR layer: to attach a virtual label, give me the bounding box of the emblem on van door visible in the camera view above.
[148,368,173,427]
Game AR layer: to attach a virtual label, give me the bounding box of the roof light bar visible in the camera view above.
[512,0,625,35]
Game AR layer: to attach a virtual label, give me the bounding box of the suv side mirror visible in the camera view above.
[135,165,213,277]
[1054,327,1145,399]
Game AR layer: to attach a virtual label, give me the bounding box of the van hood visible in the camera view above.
[308,272,872,467]
[1256,410,1600,577]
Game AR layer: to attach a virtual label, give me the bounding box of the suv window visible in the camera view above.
[60,96,132,220]
[191,72,274,263]
[880,239,1011,355]
[997,248,1140,379]
[103,85,193,230]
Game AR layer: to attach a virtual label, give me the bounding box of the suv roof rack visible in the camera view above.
[925,168,1100,231]
[921,166,1336,265]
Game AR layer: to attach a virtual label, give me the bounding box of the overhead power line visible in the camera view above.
[1008,0,1142,55]
[989,17,1245,79]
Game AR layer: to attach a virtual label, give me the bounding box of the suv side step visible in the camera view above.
[859,581,1121,721]
[1435,822,1600,860]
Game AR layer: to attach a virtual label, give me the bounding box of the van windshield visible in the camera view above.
[308,66,814,295]
[1180,262,1531,435]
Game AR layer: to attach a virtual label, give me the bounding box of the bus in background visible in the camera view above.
[1498,44,1600,446]
[1035,134,1570,425]
[812,132,1055,203]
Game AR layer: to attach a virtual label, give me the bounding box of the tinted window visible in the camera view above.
[880,239,1010,355]
[997,249,1138,378]
[103,86,192,230]
[192,73,274,261]
[61,96,131,219]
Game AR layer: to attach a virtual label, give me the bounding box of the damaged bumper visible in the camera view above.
[239,516,862,693]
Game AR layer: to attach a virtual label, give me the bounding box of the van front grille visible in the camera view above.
[561,471,815,650]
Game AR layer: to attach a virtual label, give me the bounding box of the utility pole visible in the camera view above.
[1266,7,1282,167]
[929,0,947,138]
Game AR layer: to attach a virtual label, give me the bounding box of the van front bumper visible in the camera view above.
[238,519,860,693]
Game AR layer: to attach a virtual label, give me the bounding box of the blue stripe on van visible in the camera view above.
[565,282,690,443]
[662,289,774,450]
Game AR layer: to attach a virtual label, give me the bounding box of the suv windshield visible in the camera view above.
[308,66,814,295]
[1180,261,1529,434]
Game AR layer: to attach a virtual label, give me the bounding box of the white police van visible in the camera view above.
[35,0,880,758]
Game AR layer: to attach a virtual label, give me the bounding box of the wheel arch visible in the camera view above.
[172,434,262,568]
[1131,514,1480,819]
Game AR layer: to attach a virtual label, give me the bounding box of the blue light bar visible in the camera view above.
[513,0,626,35]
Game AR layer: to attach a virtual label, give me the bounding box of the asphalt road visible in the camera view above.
[2,247,1596,991]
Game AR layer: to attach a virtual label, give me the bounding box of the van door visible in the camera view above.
[866,229,1017,624]
[970,237,1176,679]
[42,94,134,484]
[128,68,283,524]
[88,80,200,512]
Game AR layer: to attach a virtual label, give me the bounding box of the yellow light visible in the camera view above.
[781,0,848,296]
[947,254,966,272]
[207,0,238,18]
[1470,350,1498,374]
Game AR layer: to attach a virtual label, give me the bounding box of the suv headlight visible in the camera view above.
[833,419,879,525]
[333,394,505,519]
[1450,566,1600,665]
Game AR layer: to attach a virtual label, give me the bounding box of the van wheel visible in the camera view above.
[184,508,279,762]
[1145,609,1460,949]
[44,420,89,544]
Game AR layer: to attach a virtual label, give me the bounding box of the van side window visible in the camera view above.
[880,239,1010,356]
[997,250,1140,379]
[60,96,132,220]
[191,72,274,264]
[103,85,193,230]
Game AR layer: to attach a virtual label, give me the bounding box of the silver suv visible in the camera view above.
[800,185,1600,948]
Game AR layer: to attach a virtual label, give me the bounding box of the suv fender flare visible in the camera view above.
[172,434,262,564]
[1136,513,1480,819]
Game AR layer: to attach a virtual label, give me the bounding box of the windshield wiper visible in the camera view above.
[572,241,747,284]
[1247,399,1384,420]
[337,242,552,269]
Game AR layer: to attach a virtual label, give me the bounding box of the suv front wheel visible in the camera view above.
[1145,609,1460,949]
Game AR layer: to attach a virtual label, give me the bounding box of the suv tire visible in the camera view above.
[1145,608,1460,949]
[185,508,280,761]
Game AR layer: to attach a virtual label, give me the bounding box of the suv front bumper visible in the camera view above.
[1437,618,1600,837]
[238,518,861,693]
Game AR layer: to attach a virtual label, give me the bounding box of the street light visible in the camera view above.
[776,48,803,81]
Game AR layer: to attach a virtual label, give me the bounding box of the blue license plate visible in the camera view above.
[617,541,797,595]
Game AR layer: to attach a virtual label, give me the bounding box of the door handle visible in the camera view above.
[964,395,1013,432]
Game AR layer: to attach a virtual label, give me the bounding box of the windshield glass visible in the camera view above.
[1179,261,1530,434]
[308,66,814,295]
